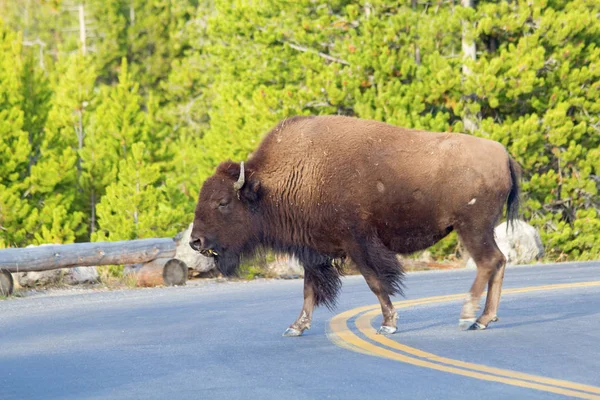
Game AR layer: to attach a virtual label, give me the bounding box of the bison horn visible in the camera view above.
[233,161,245,191]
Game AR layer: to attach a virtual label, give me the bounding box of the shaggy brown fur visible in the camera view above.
[190,115,521,335]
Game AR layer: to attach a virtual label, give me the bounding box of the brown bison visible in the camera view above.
[190,115,521,336]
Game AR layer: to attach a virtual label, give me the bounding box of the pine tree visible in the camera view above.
[93,57,146,160]
[465,0,600,260]
[25,52,96,244]
[20,51,52,166]
[126,0,196,92]
[1,0,598,261]
[87,0,128,84]
[161,0,600,261]
[81,57,145,235]
[93,141,186,242]
[0,22,29,186]
[0,22,31,247]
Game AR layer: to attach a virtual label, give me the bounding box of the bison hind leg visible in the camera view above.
[349,236,405,335]
[457,225,507,331]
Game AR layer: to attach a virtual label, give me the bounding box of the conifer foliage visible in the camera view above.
[0,1,598,262]
[0,22,31,247]
[94,142,185,242]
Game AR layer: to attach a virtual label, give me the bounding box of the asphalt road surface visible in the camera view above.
[1,262,599,400]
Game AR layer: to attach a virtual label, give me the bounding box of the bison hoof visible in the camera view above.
[467,321,487,331]
[458,318,476,330]
[282,327,303,337]
[376,325,397,335]
[491,316,499,323]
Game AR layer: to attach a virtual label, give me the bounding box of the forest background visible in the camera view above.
[0,0,599,274]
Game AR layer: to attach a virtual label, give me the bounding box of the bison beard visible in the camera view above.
[214,250,241,277]
[190,115,522,337]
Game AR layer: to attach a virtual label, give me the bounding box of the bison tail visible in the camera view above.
[506,156,522,231]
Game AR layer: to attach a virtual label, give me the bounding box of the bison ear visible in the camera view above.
[239,179,261,204]
[217,161,261,205]
[217,160,243,179]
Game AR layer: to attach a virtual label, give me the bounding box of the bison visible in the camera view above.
[190,115,521,336]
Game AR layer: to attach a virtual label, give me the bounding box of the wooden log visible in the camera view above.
[0,269,14,296]
[133,258,188,287]
[0,238,176,273]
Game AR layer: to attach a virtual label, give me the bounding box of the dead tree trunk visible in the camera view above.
[461,0,476,74]
[461,0,477,133]
[412,0,421,66]
[131,258,188,287]
[79,3,87,55]
[0,238,176,273]
[0,269,13,296]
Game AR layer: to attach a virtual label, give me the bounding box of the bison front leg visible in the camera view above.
[283,275,316,337]
[283,261,342,337]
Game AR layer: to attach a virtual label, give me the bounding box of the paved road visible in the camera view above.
[1,262,599,399]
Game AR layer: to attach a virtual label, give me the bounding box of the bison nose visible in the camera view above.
[189,237,204,251]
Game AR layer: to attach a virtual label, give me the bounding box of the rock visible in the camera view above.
[16,244,62,287]
[174,223,216,272]
[16,270,63,287]
[16,266,99,287]
[266,254,304,279]
[466,220,544,269]
[417,250,433,263]
[64,266,99,285]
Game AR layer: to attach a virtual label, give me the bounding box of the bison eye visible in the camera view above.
[217,198,231,212]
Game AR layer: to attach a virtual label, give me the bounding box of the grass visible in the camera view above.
[237,250,280,280]
[97,265,138,288]
[0,290,24,300]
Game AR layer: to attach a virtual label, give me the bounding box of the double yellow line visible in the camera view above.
[327,281,600,399]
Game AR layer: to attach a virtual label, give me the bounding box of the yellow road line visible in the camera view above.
[328,280,600,399]
[356,311,600,395]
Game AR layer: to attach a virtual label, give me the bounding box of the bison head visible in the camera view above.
[189,161,261,276]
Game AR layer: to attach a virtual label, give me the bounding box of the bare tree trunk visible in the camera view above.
[90,187,96,234]
[461,0,476,74]
[130,1,135,26]
[413,0,421,66]
[24,0,31,36]
[79,3,86,55]
[134,180,139,231]
[89,126,96,235]
[37,40,44,69]
[75,109,84,181]
[461,0,477,133]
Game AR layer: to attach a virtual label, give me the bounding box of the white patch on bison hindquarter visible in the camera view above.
[468,198,477,205]
[376,181,385,193]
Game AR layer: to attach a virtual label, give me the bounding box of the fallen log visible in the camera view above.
[0,269,13,296]
[0,238,176,273]
[131,258,188,287]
